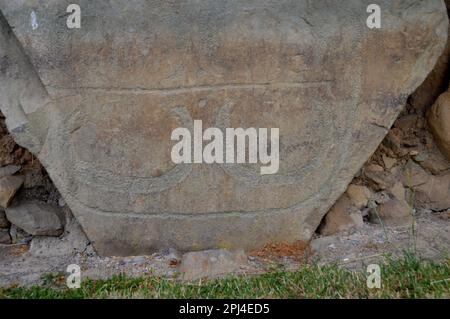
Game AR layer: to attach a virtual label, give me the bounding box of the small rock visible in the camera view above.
[420,156,450,175]
[415,174,450,211]
[366,164,384,173]
[390,182,406,202]
[415,149,450,175]
[369,199,413,227]
[0,165,21,178]
[0,228,11,244]
[0,175,24,208]
[402,162,450,211]
[428,91,450,161]
[364,164,395,190]
[319,195,364,236]
[346,184,371,209]
[0,209,10,228]
[414,152,428,162]
[382,155,397,170]
[179,249,247,281]
[402,161,431,187]
[9,225,32,244]
[6,201,63,236]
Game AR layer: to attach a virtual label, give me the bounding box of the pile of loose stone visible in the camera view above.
[0,115,91,256]
[0,167,91,256]
[318,4,450,238]
[317,65,450,239]
[1,179,62,244]
[311,68,450,267]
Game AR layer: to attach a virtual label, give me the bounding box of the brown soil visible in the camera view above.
[250,241,312,262]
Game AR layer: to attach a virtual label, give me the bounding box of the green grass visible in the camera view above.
[1,253,449,299]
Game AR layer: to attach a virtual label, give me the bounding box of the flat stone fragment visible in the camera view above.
[0,176,24,208]
[5,201,63,236]
[0,1,448,255]
[179,249,247,281]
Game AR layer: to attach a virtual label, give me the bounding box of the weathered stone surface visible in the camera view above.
[5,201,63,236]
[0,1,447,255]
[179,249,247,281]
[428,91,450,161]
[0,175,24,208]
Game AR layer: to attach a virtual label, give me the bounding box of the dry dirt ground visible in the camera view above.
[0,208,448,287]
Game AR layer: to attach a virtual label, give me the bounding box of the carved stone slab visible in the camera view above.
[0,1,447,255]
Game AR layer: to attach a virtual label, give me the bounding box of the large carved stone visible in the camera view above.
[0,1,447,255]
